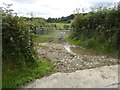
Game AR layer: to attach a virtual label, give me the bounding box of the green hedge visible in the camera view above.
[71,2,120,55]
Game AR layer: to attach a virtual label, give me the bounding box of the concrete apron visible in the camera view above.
[24,64,119,88]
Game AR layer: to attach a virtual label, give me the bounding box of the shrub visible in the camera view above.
[2,5,36,69]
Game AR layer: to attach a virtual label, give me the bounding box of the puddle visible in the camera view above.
[70,47,100,56]
[62,42,100,56]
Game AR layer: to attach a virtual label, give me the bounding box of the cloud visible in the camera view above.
[0,0,119,19]
[12,0,36,4]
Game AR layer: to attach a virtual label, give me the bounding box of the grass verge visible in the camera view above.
[65,37,81,46]
[2,59,54,88]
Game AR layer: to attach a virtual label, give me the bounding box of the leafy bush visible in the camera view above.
[71,3,120,55]
[2,5,36,70]
[2,4,54,88]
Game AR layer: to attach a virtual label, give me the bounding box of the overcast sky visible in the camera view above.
[0,0,119,19]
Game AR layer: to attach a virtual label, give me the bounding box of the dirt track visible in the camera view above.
[35,42,118,72]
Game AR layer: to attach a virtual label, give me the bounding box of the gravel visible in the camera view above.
[35,42,119,73]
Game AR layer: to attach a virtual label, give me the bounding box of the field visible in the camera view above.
[50,23,70,29]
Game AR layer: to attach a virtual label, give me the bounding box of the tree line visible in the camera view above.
[47,14,74,23]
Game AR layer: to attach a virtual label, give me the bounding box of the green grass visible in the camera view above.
[65,37,82,46]
[33,35,49,43]
[34,35,60,44]
[51,23,70,29]
[2,59,54,88]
